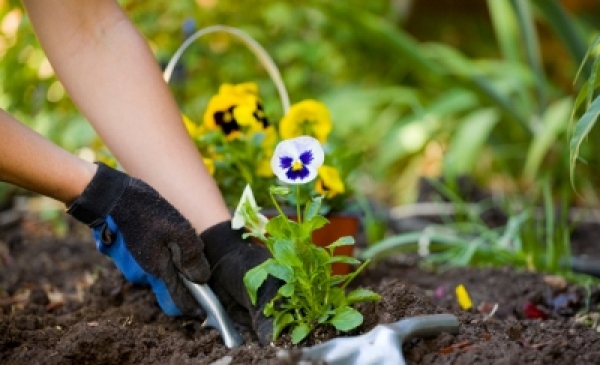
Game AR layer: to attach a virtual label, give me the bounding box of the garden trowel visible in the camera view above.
[278,313,460,365]
[179,274,244,348]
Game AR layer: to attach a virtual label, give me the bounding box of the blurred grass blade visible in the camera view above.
[487,0,533,114]
[585,37,600,108]
[327,2,531,133]
[427,43,532,133]
[498,211,529,250]
[569,96,600,187]
[378,89,478,170]
[571,35,600,110]
[487,0,521,63]
[359,231,465,261]
[524,97,573,180]
[324,2,441,77]
[570,75,600,130]
[510,0,547,113]
[465,75,531,133]
[444,108,500,178]
[532,0,590,79]
[542,178,555,271]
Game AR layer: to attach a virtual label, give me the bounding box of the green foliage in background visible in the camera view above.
[360,176,598,285]
[2,0,600,211]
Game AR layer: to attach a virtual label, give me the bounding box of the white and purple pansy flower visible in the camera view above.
[270,136,324,184]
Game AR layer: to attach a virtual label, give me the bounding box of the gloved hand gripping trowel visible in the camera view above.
[64,163,245,348]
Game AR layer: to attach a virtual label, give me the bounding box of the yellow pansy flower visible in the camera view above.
[234,103,264,131]
[315,165,345,198]
[203,82,268,140]
[279,99,332,143]
[220,82,259,97]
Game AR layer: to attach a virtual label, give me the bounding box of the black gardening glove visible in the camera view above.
[67,162,210,317]
[201,221,283,345]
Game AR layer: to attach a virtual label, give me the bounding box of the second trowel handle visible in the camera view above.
[385,313,460,341]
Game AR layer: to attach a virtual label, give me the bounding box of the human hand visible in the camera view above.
[201,221,283,345]
[67,163,210,316]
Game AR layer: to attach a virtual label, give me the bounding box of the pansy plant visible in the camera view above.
[183,82,277,207]
[177,82,361,212]
[239,136,380,344]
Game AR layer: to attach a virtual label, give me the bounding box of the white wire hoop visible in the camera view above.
[163,24,290,115]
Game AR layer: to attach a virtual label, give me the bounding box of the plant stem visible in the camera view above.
[296,185,302,224]
[270,190,291,229]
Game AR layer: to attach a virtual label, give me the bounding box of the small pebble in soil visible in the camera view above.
[29,287,49,306]
[543,275,567,291]
[208,356,232,365]
[506,324,522,340]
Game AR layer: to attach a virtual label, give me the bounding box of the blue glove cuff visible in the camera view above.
[93,216,183,316]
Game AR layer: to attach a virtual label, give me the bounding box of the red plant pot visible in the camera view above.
[312,213,359,276]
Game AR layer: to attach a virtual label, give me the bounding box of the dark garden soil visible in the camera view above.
[2,207,600,365]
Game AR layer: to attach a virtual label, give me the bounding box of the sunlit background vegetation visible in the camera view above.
[2,0,600,281]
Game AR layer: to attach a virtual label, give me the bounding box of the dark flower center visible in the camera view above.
[213,106,240,136]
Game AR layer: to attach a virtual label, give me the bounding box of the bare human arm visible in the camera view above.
[20,0,230,232]
[0,109,97,204]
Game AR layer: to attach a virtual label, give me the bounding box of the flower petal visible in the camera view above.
[232,184,258,229]
[271,136,324,184]
[279,99,332,143]
[231,184,268,233]
[316,165,345,198]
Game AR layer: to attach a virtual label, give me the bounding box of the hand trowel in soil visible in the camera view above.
[277,313,460,365]
[179,274,244,348]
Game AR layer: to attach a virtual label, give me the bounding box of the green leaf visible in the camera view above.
[302,215,329,238]
[266,215,292,239]
[266,262,294,282]
[346,288,382,304]
[243,259,274,305]
[329,306,363,331]
[291,323,312,344]
[269,186,290,196]
[329,275,348,287]
[264,300,275,317]
[273,313,295,340]
[570,96,600,187]
[311,245,331,266]
[327,256,361,265]
[304,196,323,221]
[327,287,346,305]
[326,236,355,251]
[273,239,302,267]
[279,282,295,297]
[317,311,333,324]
